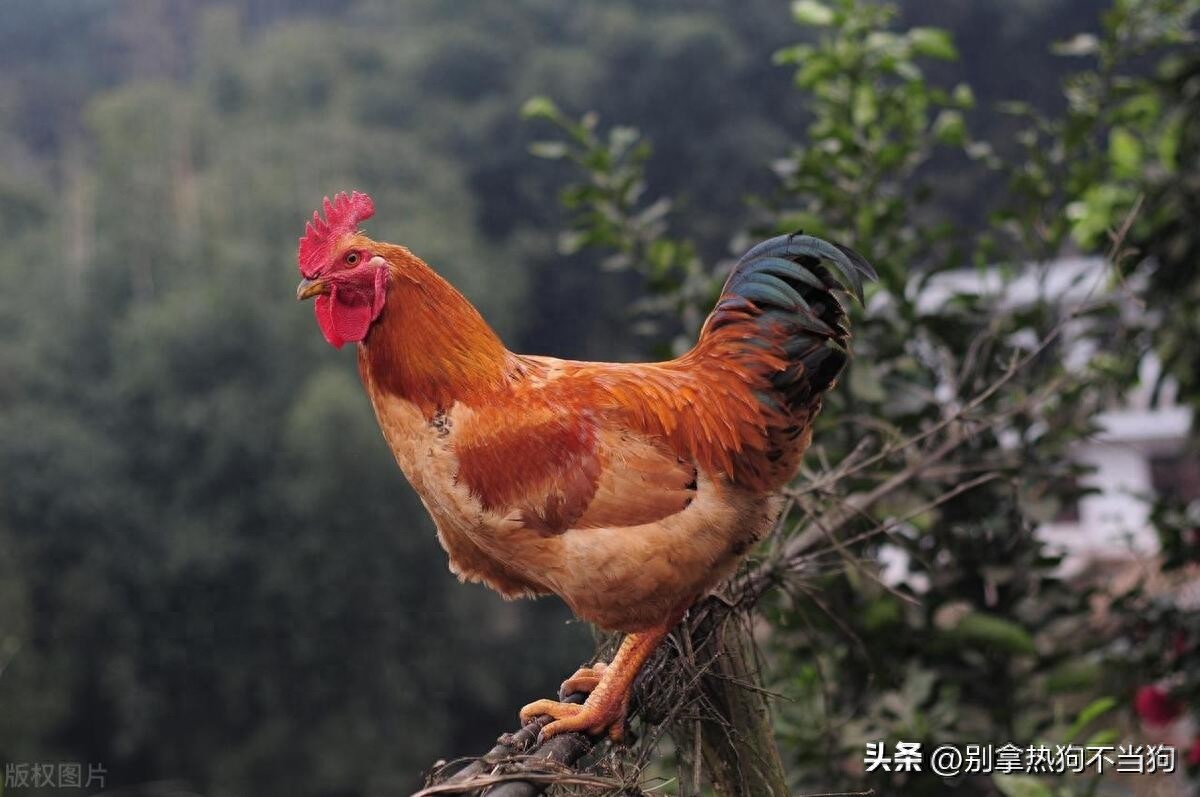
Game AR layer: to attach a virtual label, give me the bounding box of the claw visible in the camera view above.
[519,698,582,726]
[521,696,628,743]
[559,662,609,698]
[519,622,675,744]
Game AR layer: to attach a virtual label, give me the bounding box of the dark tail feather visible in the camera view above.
[706,232,876,413]
[736,233,878,303]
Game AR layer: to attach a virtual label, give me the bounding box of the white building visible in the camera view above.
[917,257,1196,574]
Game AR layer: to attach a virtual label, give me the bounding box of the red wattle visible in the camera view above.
[314,282,382,349]
[314,294,343,348]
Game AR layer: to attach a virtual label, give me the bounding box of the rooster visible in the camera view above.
[295,191,874,741]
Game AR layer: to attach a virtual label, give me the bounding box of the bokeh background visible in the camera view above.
[1,1,1198,796]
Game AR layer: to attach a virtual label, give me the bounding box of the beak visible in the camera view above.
[296,277,327,301]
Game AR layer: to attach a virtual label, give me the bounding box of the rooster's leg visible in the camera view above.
[520,624,670,742]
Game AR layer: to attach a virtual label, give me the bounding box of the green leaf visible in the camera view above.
[1157,113,1183,171]
[1066,696,1117,741]
[791,0,835,26]
[646,239,678,274]
[520,95,561,121]
[952,83,975,109]
[608,126,641,157]
[1051,33,1100,56]
[951,612,1036,655]
[556,229,586,255]
[865,31,903,55]
[1044,661,1102,694]
[997,100,1034,116]
[795,58,837,88]
[1085,728,1119,747]
[1115,92,1160,125]
[993,774,1053,797]
[1067,184,1131,247]
[774,212,824,235]
[908,27,958,60]
[894,60,923,81]
[528,141,568,159]
[853,85,878,126]
[848,361,886,403]
[1108,127,1142,179]
[772,44,812,66]
[932,110,966,147]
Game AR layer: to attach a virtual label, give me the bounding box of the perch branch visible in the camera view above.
[415,693,594,797]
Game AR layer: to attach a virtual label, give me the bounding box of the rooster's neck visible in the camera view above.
[359,245,510,414]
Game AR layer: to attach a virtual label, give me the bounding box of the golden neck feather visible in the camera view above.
[359,243,511,413]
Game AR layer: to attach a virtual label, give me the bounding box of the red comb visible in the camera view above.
[298,191,376,278]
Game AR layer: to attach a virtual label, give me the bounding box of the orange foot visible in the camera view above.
[520,693,629,742]
[559,662,608,698]
[519,624,671,742]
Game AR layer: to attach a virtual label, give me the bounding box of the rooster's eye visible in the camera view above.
[345,252,360,266]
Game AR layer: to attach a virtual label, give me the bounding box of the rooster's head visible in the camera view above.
[296,191,390,349]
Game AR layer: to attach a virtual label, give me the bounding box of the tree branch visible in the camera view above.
[415,693,595,797]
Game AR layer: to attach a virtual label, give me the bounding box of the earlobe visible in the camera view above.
[373,266,388,317]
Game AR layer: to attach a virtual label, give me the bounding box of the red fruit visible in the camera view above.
[1134,685,1184,726]
[1188,738,1200,767]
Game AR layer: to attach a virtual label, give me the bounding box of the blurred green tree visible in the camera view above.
[4,1,1195,796]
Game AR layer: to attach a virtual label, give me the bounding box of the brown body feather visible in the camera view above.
[350,242,854,631]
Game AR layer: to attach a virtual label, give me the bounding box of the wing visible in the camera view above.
[452,400,698,535]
